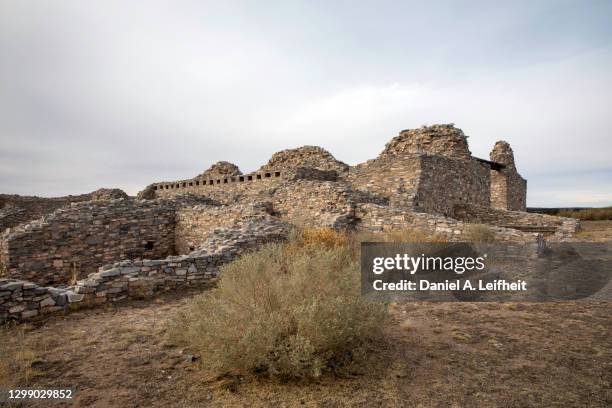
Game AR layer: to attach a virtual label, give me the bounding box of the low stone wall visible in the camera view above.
[0,279,81,321]
[1,216,289,322]
[355,203,543,243]
[452,204,579,241]
[0,196,210,285]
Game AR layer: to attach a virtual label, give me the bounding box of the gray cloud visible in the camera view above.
[0,0,611,206]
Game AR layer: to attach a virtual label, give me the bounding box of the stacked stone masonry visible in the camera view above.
[0,123,581,322]
[0,188,128,233]
[1,195,211,285]
[0,217,289,322]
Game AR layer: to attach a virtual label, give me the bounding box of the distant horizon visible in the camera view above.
[1,1,611,207]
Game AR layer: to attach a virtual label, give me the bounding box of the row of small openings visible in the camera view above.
[154,171,281,190]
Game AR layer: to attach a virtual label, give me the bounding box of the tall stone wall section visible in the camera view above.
[489,141,527,211]
[414,155,491,216]
[347,157,419,208]
[0,197,208,285]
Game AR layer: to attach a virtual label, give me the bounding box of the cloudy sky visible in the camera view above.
[0,0,611,207]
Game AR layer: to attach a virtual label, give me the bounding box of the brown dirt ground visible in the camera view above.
[2,222,611,408]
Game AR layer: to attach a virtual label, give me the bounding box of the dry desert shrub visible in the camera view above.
[464,224,497,242]
[291,227,349,249]
[169,241,387,380]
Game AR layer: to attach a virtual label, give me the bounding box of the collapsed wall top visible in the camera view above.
[380,124,472,160]
[198,161,242,178]
[258,146,349,173]
[89,188,129,200]
[490,141,516,169]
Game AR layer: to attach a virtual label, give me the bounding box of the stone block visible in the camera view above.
[67,293,85,303]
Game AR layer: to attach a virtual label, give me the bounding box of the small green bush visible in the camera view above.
[169,242,387,380]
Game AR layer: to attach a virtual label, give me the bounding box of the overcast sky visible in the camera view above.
[0,0,611,207]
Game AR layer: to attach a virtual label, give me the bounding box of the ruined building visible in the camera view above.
[0,124,579,321]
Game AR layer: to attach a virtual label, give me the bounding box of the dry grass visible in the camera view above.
[299,227,349,248]
[169,236,387,380]
[0,323,38,387]
[464,223,497,242]
[558,207,612,221]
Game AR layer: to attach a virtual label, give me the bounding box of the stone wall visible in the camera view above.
[489,141,527,211]
[0,188,128,233]
[141,125,527,220]
[413,155,491,216]
[347,156,420,209]
[271,181,356,229]
[144,146,349,200]
[1,215,289,322]
[174,202,273,254]
[379,124,472,160]
[0,196,209,285]
[149,169,285,199]
[355,203,543,244]
[258,145,349,173]
[452,204,579,241]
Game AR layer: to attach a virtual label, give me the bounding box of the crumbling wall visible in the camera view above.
[150,169,285,199]
[355,203,543,243]
[174,202,273,254]
[0,188,129,233]
[1,215,289,322]
[145,146,350,200]
[0,197,208,285]
[453,204,579,241]
[379,124,472,160]
[258,145,349,174]
[489,141,527,211]
[413,156,491,216]
[271,181,356,228]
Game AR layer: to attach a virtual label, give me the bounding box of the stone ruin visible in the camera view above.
[0,124,580,322]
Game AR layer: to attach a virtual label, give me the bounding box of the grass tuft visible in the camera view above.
[0,323,38,387]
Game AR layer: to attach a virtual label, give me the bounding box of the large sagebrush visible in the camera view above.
[169,238,387,380]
